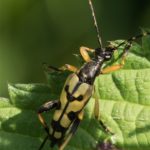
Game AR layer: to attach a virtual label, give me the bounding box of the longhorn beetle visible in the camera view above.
[38,0,150,150]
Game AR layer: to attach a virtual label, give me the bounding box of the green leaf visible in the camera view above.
[8,83,54,110]
[45,70,70,96]
[0,95,41,149]
[94,69,150,150]
[0,35,150,150]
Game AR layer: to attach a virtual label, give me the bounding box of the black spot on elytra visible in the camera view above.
[68,111,77,121]
[77,95,83,101]
[51,120,67,133]
[65,85,83,101]
[65,85,69,92]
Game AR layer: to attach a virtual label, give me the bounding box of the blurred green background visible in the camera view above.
[0,0,150,97]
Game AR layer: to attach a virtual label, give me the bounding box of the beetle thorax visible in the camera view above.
[78,60,103,85]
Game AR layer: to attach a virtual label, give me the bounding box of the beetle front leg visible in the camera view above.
[80,46,95,62]
[59,46,95,71]
[102,31,149,74]
[101,55,126,74]
[101,43,131,74]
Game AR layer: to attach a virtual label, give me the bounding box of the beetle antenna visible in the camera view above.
[88,0,103,48]
[116,31,150,49]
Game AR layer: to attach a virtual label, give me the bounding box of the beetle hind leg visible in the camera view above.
[38,100,59,150]
[93,89,113,134]
[38,135,49,150]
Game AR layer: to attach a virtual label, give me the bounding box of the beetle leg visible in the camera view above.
[93,87,100,119]
[80,46,95,62]
[38,135,49,150]
[38,100,59,134]
[93,87,113,134]
[43,63,61,72]
[59,46,95,71]
[93,89,108,131]
[101,64,124,74]
[59,64,78,72]
[38,100,59,149]
[101,43,131,74]
[43,63,78,73]
[59,111,84,150]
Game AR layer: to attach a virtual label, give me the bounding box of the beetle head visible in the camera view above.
[95,45,116,61]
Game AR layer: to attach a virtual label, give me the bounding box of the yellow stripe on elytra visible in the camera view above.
[53,110,62,121]
[73,83,90,97]
[60,114,71,128]
[60,90,67,109]
[68,74,79,93]
[60,73,79,109]
[66,101,84,113]
[78,111,84,120]
[54,131,62,139]
[50,126,53,135]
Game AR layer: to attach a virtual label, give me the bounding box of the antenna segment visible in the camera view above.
[88,0,103,48]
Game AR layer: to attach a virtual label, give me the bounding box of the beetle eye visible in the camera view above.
[104,52,112,60]
[105,55,111,59]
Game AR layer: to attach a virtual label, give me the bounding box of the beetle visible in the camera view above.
[38,0,150,150]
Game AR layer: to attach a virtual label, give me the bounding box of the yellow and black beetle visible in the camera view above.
[38,0,150,150]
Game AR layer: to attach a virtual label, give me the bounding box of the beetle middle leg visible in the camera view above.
[59,111,84,150]
[43,63,78,73]
[59,64,78,72]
